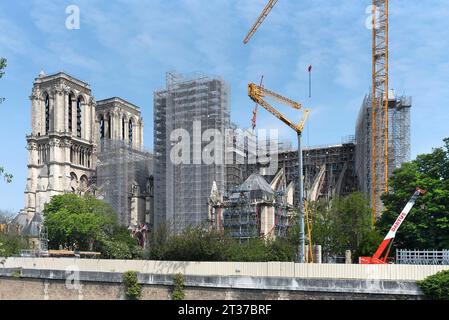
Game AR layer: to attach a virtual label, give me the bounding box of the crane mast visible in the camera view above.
[371,0,389,222]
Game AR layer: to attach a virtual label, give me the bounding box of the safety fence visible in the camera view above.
[396,250,449,266]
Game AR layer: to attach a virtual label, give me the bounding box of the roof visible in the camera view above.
[240,173,274,194]
[230,173,275,201]
[22,212,43,237]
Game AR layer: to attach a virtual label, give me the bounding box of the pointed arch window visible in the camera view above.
[77,97,82,138]
[122,116,126,140]
[100,115,105,139]
[129,119,133,144]
[68,94,73,132]
[108,114,112,139]
[45,95,50,134]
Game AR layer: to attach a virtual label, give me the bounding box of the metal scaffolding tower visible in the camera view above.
[154,72,230,233]
[95,139,153,227]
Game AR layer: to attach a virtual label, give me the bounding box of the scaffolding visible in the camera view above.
[396,250,449,266]
[222,185,290,242]
[154,72,231,233]
[274,143,357,204]
[95,139,153,227]
[223,191,259,241]
[355,93,411,215]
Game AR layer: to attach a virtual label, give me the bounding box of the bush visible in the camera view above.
[172,273,185,300]
[418,270,449,300]
[145,225,299,262]
[123,271,142,300]
[0,234,29,257]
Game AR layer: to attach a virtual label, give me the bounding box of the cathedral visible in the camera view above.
[15,71,154,239]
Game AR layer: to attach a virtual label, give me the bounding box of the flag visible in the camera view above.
[308,65,312,73]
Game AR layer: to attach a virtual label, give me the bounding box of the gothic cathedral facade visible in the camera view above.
[18,72,153,238]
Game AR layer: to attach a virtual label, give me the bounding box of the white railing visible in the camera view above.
[396,250,449,265]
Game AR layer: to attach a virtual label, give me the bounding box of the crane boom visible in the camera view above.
[248,83,309,133]
[243,0,279,44]
[360,188,426,264]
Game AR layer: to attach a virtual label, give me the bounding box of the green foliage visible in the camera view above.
[0,233,29,257]
[145,224,298,263]
[144,193,379,263]
[378,138,449,250]
[172,273,185,300]
[0,167,13,183]
[0,57,6,104]
[97,227,143,260]
[0,58,6,79]
[43,194,141,259]
[418,270,449,300]
[311,192,379,261]
[12,269,22,278]
[353,230,383,260]
[123,271,142,300]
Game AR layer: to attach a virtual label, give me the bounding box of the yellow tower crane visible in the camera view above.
[371,0,389,223]
[248,83,310,263]
[243,0,279,44]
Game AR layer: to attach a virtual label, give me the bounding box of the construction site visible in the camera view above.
[4,0,446,270]
[204,0,421,265]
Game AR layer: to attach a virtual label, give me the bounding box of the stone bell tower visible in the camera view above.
[23,71,98,219]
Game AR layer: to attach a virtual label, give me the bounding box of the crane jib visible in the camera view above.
[385,190,422,240]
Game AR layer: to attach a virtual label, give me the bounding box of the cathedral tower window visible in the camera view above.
[129,119,133,144]
[77,97,82,138]
[100,115,105,139]
[45,94,50,135]
[122,116,126,140]
[108,114,112,139]
[68,93,73,132]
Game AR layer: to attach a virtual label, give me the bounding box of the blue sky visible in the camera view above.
[0,0,448,213]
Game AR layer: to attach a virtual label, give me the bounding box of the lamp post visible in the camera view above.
[297,132,305,263]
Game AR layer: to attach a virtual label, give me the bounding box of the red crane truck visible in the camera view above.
[360,188,427,265]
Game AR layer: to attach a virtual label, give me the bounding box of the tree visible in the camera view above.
[0,58,6,79]
[43,194,142,259]
[311,192,380,261]
[0,233,28,258]
[378,138,449,250]
[0,211,29,258]
[0,58,12,183]
[0,167,13,183]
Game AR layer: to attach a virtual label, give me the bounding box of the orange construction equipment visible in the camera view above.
[360,188,426,264]
[371,0,390,222]
[251,75,264,131]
